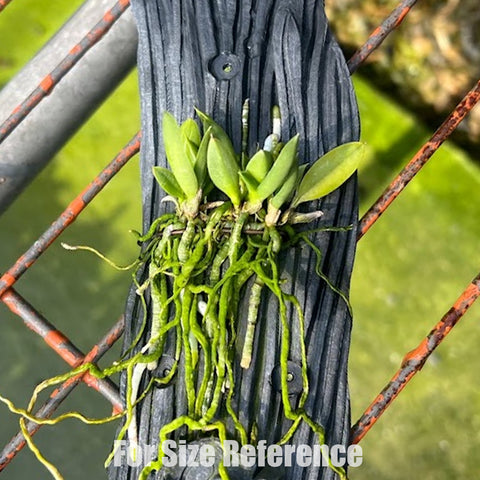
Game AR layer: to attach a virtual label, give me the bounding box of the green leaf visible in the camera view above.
[181,118,201,147]
[270,165,298,209]
[292,142,365,207]
[194,126,212,188]
[184,138,198,166]
[256,134,299,201]
[162,112,199,199]
[297,163,308,180]
[195,109,238,164]
[152,166,186,200]
[207,136,241,207]
[245,150,273,183]
[181,119,200,165]
[239,171,259,197]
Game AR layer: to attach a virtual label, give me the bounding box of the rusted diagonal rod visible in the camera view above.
[0,131,141,298]
[0,0,13,13]
[0,0,131,145]
[0,316,125,471]
[347,0,418,74]
[352,79,480,442]
[350,271,480,444]
[358,79,480,240]
[1,288,122,411]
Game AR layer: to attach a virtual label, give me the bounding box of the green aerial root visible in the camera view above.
[1,105,365,480]
[117,206,350,480]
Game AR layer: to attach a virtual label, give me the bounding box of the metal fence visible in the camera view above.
[0,0,479,474]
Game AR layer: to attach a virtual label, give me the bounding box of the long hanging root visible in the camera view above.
[138,416,229,480]
[2,206,351,480]
[19,418,64,480]
[255,251,348,480]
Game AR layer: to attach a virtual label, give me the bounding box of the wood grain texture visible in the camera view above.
[112,2,360,479]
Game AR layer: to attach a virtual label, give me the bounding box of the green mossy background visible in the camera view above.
[1,2,480,479]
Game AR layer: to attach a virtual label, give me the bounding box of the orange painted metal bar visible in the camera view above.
[1,288,122,410]
[0,316,125,471]
[351,271,480,444]
[0,131,141,298]
[347,0,418,74]
[0,0,131,145]
[0,0,13,13]
[358,78,480,240]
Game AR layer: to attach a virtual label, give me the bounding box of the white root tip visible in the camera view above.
[127,363,148,461]
[197,300,208,317]
[240,356,252,369]
[263,133,279,152]
[147,361,158,371]
[273,117,281,139]
[60,242,76,250]
[289,210,324,224]
[141,343,158,370]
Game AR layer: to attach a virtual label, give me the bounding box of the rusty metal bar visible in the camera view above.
[0,0,137,214]
[0,0,13,13]
[347,0,418,74]
[351,271,480,444]
[1,288,122,410]
[0,316,125,471]
[0,0,131,146]
[358,78,480,240]
[0,131,141,298]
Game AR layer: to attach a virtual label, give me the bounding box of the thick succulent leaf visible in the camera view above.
[270,164,298,209]
[181,118,201,147]
[184,138,198,166]
[162,112,199,199]
[152,166,186,200]
[207,136,241,207]
[297,163,308,180]
[245,150,273,183]
[194,126,212,188]
[292,142,365,207]
[181,119,200,165]
[239,171,259,197]
[256,134,299,201]
[195,109,238,164]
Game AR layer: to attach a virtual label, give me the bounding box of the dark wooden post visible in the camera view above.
[113,2,360,479]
